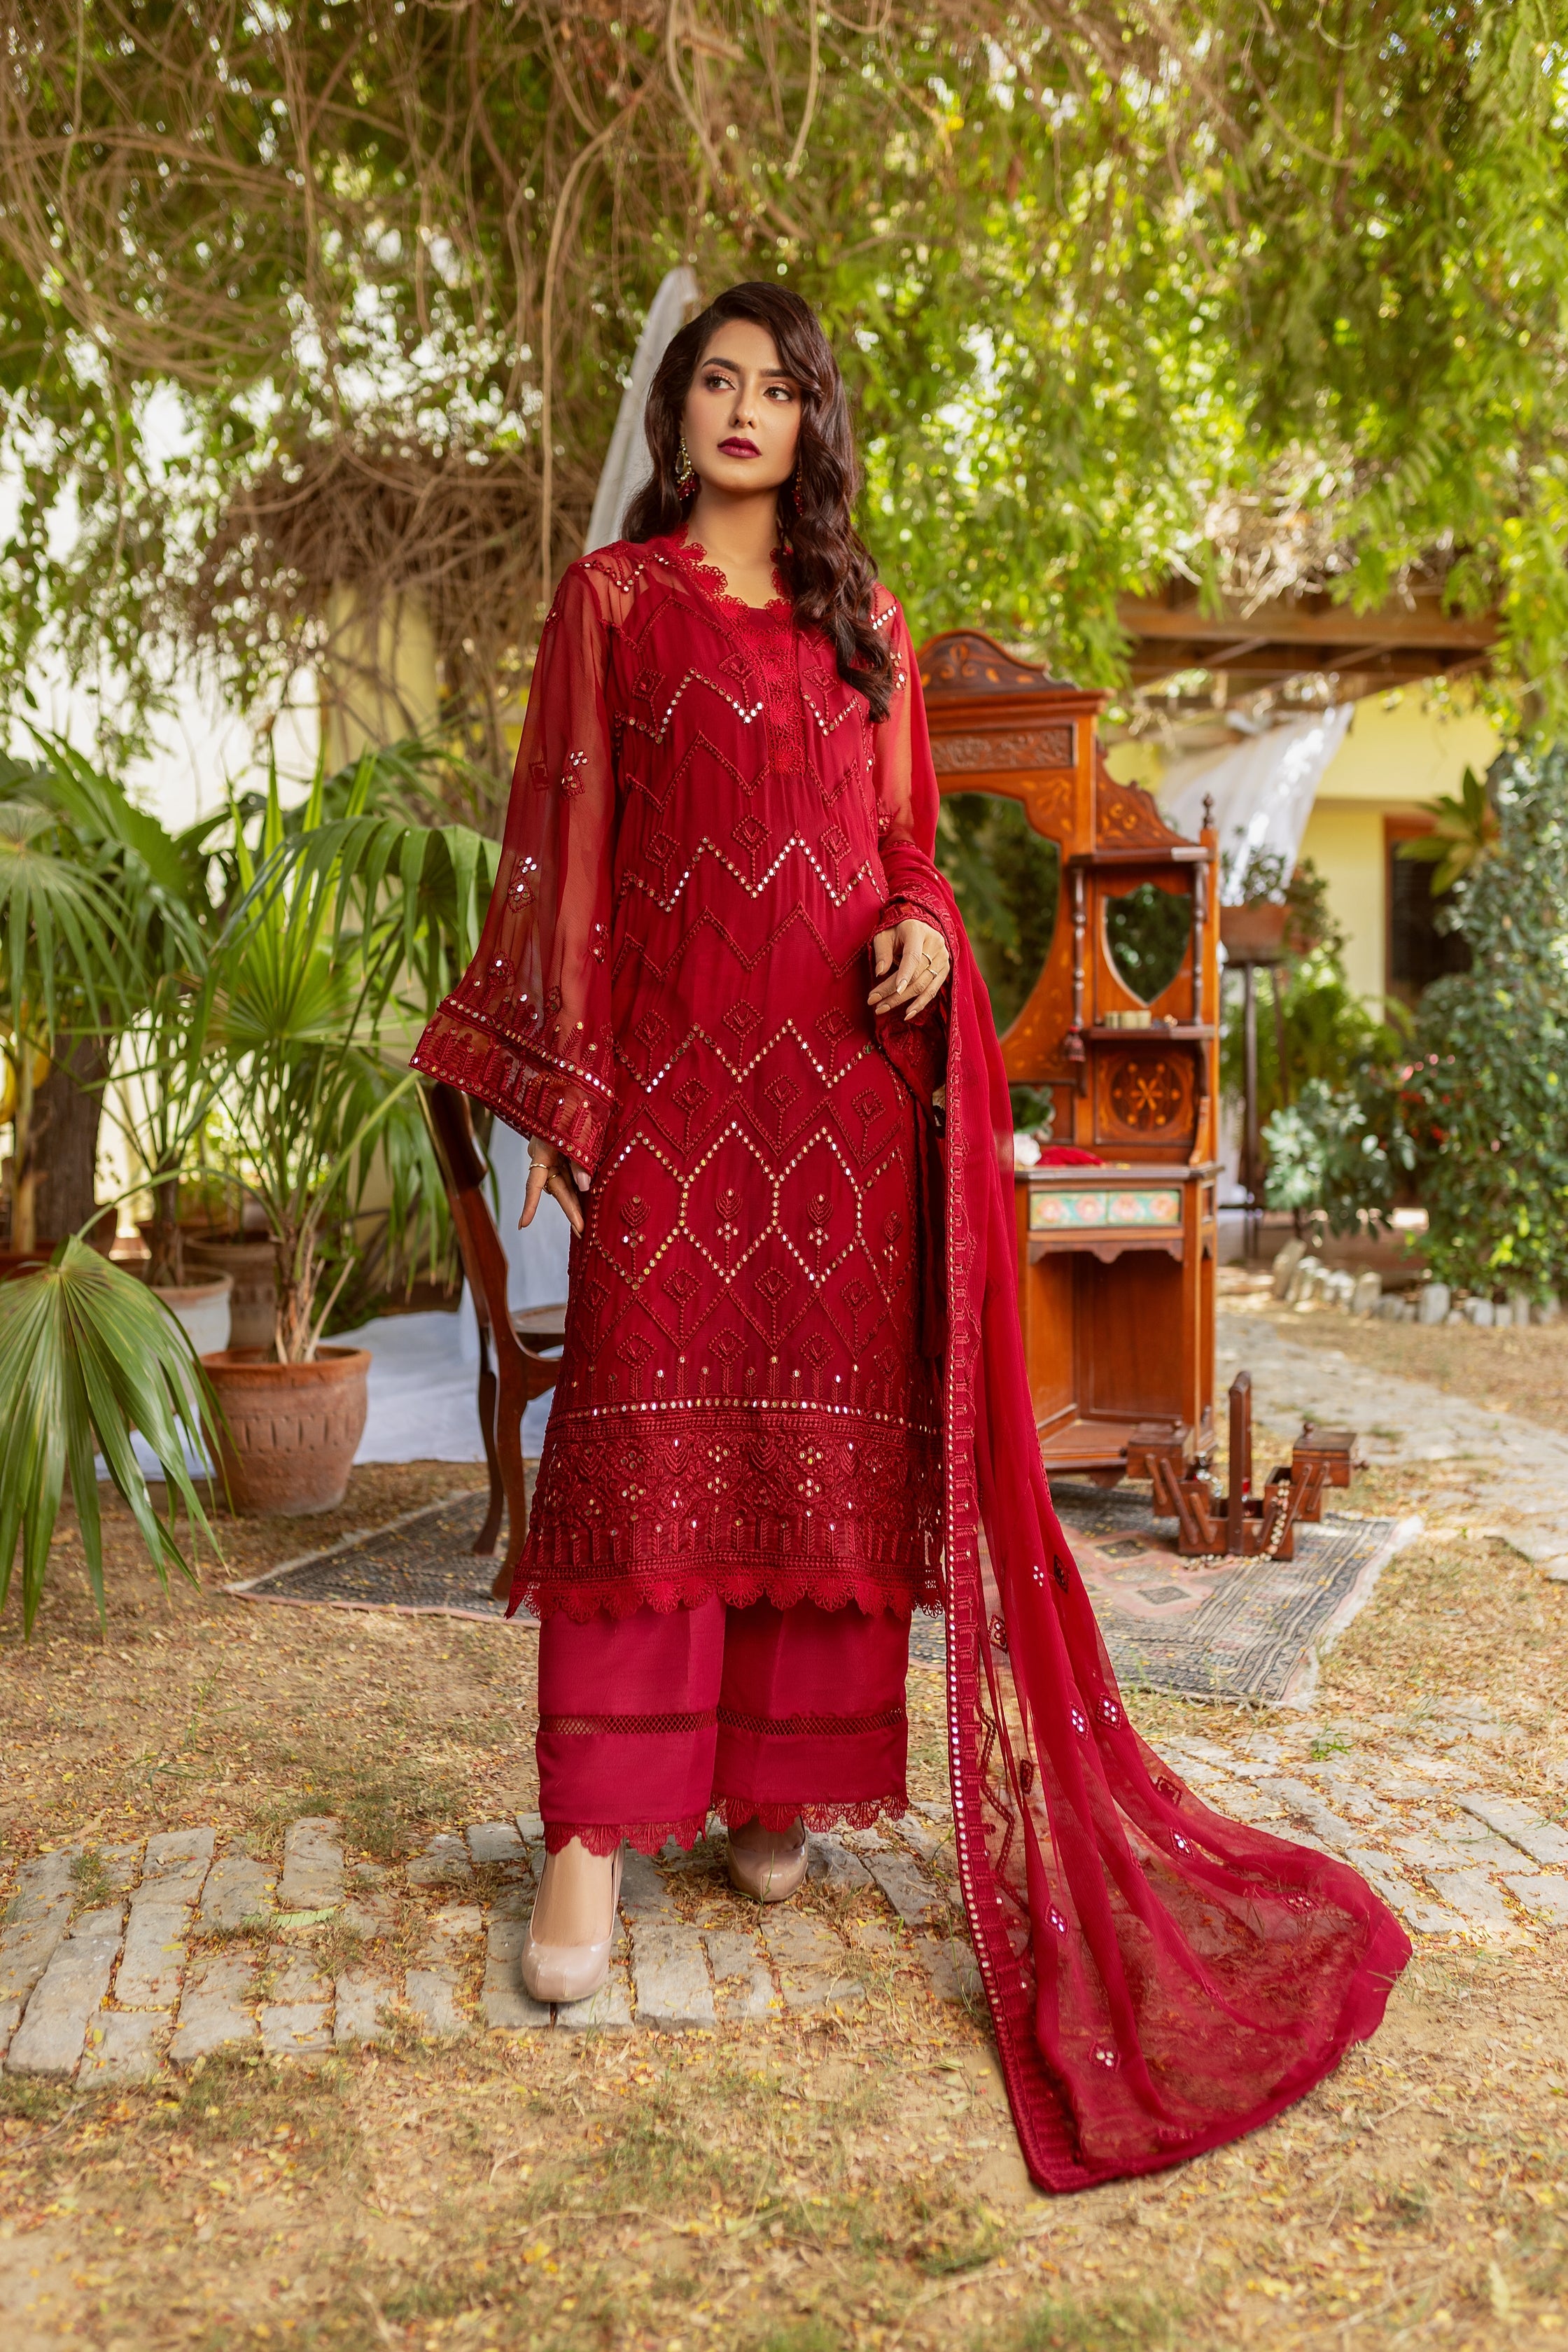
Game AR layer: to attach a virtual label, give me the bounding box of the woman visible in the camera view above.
[414,283,1409,2188]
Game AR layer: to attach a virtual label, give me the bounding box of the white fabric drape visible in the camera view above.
[584,264,700,554]
[1161,708,1352,901]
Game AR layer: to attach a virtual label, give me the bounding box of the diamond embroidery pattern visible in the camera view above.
[414,536,943,1620]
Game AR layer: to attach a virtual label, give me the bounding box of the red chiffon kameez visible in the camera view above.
[414,528,1410,2192]
[415,533,943,1623]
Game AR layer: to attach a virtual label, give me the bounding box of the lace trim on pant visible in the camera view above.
[541,1791,910,1855]
[715,1703,907,1737]
[543,1815,709,1858]
[713,1793,909,1833]
[538,1709,718,1738]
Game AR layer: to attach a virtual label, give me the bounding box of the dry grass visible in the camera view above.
[4,1463,1568,2348]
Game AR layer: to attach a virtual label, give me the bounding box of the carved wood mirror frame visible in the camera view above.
[918,629,1220,1164]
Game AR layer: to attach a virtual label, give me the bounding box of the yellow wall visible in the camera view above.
[321,587,442,769]
[1301,689,1499,1007]
[1296,802,1390,1003]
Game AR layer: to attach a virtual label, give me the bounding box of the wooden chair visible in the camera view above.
[419,1082,568,1600]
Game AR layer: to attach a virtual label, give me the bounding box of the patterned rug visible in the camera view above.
[223,1491,536,1623]
[225,1480,1410,1706]
[1047,1482,1410,1706]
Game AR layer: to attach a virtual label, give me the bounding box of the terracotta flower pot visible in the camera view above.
[185,1235,281,1350]
[150,1271,233,1357]
[1219,899,1291,964]
[202,1345,370,1516]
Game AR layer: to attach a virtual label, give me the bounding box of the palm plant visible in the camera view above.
[0,762,127,1252]
[41,741,231,1283]
[0,738,495,1624]
[1396,766,1501,897]
[0,1236,225,1634]
[1,738,225,1261]
[204,755,497,1359]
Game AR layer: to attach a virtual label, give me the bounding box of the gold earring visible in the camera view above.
[676,435,696,494]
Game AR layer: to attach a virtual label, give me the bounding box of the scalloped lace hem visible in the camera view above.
[509,1564,939,1625]
[542,1792,909,1854]
[544,1816,708,1858]
[712,1793,909,1833]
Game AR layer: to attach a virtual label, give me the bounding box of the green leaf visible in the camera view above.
[0,1240,227,1636]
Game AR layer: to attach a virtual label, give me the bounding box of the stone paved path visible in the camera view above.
[6,1693,1564,2080]
[1219,1310,1568,1572]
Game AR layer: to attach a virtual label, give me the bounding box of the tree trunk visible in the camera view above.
[21,1035,111,1246]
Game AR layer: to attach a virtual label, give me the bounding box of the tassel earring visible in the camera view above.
[676,435,696,496]
[792,454,804,505]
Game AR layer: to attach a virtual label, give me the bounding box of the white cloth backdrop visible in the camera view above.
[345,1149,572,1464]
[584,264,700,555]
[1160,708,1352,902]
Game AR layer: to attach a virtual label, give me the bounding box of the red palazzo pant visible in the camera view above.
[536,1599,911,1855]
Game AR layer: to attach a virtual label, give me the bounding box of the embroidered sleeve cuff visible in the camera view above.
[411,1001,612,1172]
[878,895,953,942]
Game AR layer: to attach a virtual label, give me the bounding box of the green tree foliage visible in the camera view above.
[1400,744,1568,1300]
[1396,766,1501,897]
[934,794,1060,1035]
[1,4,1567,780]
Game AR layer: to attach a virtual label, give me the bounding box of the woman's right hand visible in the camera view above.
[521,1138,590,1238]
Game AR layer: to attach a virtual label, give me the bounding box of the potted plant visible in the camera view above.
[17,738,253,1348]
[197,764,491,1513]
[108,972,238,1353]
[1219,849,1292,964]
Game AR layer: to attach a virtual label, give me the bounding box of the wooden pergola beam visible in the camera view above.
[1119,584,1496,655]
[1117,582,1497,699]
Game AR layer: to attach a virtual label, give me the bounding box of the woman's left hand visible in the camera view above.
[868,917,951,1021]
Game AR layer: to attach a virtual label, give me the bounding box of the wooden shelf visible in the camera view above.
[1037,1413,1182,1476]
[1067,845,1214,868]
[1081,1023,1216,1043]
[1021,1161,1219,1184]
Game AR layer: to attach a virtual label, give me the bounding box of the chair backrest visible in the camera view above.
[419,1082,512,1345]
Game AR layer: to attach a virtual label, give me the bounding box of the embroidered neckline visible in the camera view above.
[664,527,792,624]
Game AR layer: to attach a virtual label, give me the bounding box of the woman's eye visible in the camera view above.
[765,384,795,400]
[702,372,732,391]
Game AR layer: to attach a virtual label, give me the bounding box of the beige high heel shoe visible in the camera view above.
[726,1818,808,1904]
[521,1846,622,2005]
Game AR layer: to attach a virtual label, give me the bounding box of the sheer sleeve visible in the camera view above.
[411,561,617,1172]
[870,596,946,932]
[871,594,951,1096]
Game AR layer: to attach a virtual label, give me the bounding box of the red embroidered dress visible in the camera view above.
[412,531,943,1622]
[417,529,1412,2194]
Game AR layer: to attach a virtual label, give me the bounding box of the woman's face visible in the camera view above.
[680,318,802,496]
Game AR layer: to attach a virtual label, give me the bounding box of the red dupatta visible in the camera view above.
[880,670,1409,2192]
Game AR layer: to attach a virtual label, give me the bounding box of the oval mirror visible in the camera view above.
[935,794,1060,1035]
[1105,882,1190,1004]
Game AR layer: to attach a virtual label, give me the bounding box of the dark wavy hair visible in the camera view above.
[623,282,894,722]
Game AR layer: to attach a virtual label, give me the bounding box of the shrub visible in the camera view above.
[1399,743,1568,1299]
[1263,1072,1413,1233]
